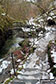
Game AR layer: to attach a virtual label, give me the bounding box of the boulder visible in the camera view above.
[47,19,56,26]
[36,48,47,61]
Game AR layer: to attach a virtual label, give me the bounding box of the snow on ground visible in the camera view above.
[47,17,52,20]
[23,52,41,68]
[45,26,56,31]
[38,31,43,37]
[17,59,21,62]
[0,19,56,83]
[27,17,37,26]
[42,72,48,79]
[1,13,6,16]
[10,69,16,75]
[3,78,10,84]
[0,60,11,74]
[50,73,54,79]
[22,27,36,32]
[22,27,30,32]
[26,0,35,2]
[29,38,38,46]
[53,65,56,68]
[19,26,55,80]
[53,16,56,19]
[28,17,34,25]
[18,65,22,68]
[10,69,14,74]
[1,61,10,69]
[15,37,24,43]
[13,43,20,48]
[0,59,3,62]
[51,49,56,63]
[20,70,41,75]
[50,12,54,16]
[17,75,36,79]
[45,32,51,39]
[29,26,55,48]
[0,67,3,73]
[38,19,44,22]
[16,25,56,81]
[45,26,51,31]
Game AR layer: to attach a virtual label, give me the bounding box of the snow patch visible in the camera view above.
[1,61,10,69]
[50,73,54,79]
[51,50,56,63]
[47,17,52,20]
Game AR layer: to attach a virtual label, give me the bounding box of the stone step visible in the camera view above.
[17,74,42,80]
[19,72,42,76]
[24,68,40,71]
[23,68,46,71]
[41,79,56,84]
[14,79,39,83]
[17,72,42,80]
[10,79,56,84]
[11,81,25,84]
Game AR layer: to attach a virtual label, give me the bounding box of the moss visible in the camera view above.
[0,5,14,54]
[47,44,51,51]
[47,41,55,68]
[0,37,13,58]
[47,40,56,77]
[55,40,56,44]
[19,39,30,47]
[17,66,23,71]
[30,31,36,37]
[47,50,54,68]
[0,15,13,32]
[51,68,56,76]
[13,20,26,27]
[30,47,36,54]
[0,6,13,31]
[4,77,14,84]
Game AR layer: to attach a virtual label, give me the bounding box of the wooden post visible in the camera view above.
[11,52,16,76]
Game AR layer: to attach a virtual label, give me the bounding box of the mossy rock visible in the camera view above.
[47,44,54,68]
[0,6,13,53]
[51,68,56,76]
[13,20,26,27]
[4,77,13,84]
[47,40,56,77]
[55,40,56,44]
[19,39,30,47]
[36,27,46,33]
[30,47,36,54]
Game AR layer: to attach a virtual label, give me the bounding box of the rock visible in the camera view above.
[36,48,46,61]
[47,19,56,26]
[36,59,40,65]
[10,81,25,84]
[0,30,5,49]
[5,30,13,39]
[36,27,46,33]
[13,50,24,60]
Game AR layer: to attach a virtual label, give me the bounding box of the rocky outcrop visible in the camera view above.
[4,30,13,40]
[0,29,13,51]
[47,19,56,26]
[36,48,47,61]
